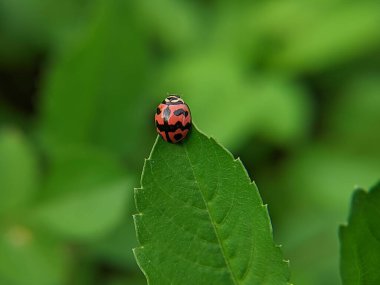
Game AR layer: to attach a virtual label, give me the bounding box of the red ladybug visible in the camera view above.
[155,95,192,143]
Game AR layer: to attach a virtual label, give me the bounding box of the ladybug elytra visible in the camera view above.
[155,95,192,143]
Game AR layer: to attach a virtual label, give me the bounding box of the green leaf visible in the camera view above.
[136,0,199,49]
[0,128,38,215]
[265,2,380,72]
[33,180,131,240]
[0,225,66,285]
[340,182,380,285]
[29,146,132,240]
[42,146,127,197]
[134,126,290,284]
[327,73,380,153]
[39,0,150,161]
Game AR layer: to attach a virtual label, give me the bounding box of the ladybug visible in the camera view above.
[155,95,192,143]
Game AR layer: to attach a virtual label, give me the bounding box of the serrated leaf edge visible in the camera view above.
[133,126,290,284]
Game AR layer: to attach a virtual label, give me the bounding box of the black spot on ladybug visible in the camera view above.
[174,133,183,141]
[164,132,172,143]
[156,107,161,115]
[173,109,189,117]
[156,121,191,132]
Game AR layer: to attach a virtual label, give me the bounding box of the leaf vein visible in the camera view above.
[184,142,240,285]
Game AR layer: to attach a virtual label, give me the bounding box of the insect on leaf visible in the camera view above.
[133,125,290,285]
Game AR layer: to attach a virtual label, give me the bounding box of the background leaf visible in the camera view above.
[38,0,150,163]
[33,180,131,240]
[0,226,67,285]
[0,128,38,215]
[134,126,290,284]
[339,182,380,285]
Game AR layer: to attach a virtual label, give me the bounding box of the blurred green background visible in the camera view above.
[0,0,379,284]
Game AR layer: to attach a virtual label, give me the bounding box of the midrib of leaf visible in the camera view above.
[183,142,240,285]
[134,127,291,284]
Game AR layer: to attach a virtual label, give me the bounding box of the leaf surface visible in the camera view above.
[0,129,38,215]
[39,0,150,161]
[33,180,130,240]
[340,182,380,285]
[0,226,66,285]
[134,126,290,284]
[32,147,132,240]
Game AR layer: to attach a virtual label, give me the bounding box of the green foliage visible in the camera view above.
[31,147,132,240]
[134,126,290,284]
[39,0,150,160]
[0,229,66,285]
[253,1,380,72]
[0,0,380,284]
[340,183,380,285]
[33,180,130,240]
[0,129,38,215]
[0,130,67,285]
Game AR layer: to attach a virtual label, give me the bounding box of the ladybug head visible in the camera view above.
[163,94,184,104]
